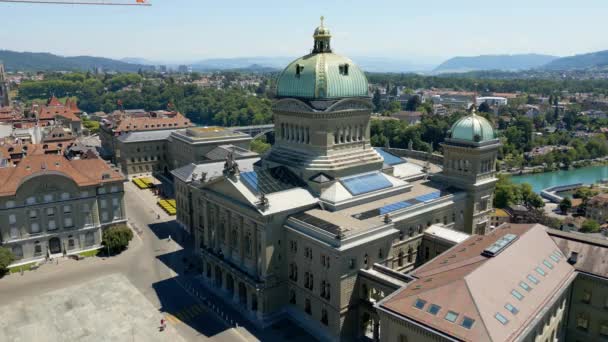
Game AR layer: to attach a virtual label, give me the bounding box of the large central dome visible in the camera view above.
[276,18,368,100]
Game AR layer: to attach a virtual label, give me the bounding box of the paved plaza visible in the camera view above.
[0,273,184,342]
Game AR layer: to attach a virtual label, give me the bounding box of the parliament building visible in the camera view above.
[173,20,582,342]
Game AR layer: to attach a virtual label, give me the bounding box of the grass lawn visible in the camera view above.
[8,262,37,274]
[78,249,100,258]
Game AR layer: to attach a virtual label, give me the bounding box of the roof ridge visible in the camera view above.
[464,278,493,342]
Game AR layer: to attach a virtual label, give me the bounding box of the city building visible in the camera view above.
[392,111,423,125]
[585,193,608,223]
[0,144,126,266]
[177,19,501,341]
[99,109,193,175]
[476,96,508,107]
[377,223,575,342]
[0,62,9,107]
[491,208,511,227]
[548,229,608,342]
[32,96,82,134]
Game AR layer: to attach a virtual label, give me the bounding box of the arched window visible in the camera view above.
[398,251,404,267]
[334,130,339,144]
[230,228,238,248]
[244,232,252,256]
[34,241,42,255]
[408,247,413,263]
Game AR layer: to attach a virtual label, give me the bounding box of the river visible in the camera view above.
[511,165,608,193]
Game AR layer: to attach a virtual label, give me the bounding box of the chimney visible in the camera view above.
[568,251,579,265]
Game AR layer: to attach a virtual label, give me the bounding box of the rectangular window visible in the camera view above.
[29,210,37,219]
[427,304,441,316]
[48,220,57,231]
[30,222,40,234]
[111,185,119,193]
[9,227,19,239]
[543,260,554,269]
[577,316,588,330]
[495,313,509,325]
[101,212,109,221]
[112,198,119,207]
[63,205,71,214]
[26,196,36,205]
[600,323,608,337]
[44,194,53,202]
[511,289,524,301]
[413,299,426,310]
[527,274,539,285]
[8,214,16,224]
[444,311,459,323]
[80,191,89,198]
[505,303,519,315]
[98,187,106,195]
[6,200,15,208]
[82,203,90,212]
[461,316,475,329]
[549,254,560,263]
[61,192,70,200]
[100,199,107,209]
[582,290,592,304]
[64,217,73,228]
[47,207,55,216]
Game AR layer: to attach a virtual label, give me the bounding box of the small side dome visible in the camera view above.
[449,113,496,143]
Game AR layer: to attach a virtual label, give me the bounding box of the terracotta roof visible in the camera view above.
[110,111,192,134]
[36,97,81,122]
[0,145,124,197]
[588,193,608,205]
[379,224,575,342]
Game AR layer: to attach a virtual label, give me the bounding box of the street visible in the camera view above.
[0,181,247,342]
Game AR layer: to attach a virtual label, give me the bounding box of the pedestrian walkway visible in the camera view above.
[164,303,206,325]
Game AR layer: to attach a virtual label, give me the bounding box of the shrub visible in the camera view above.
[102,224,134,255]
[0,247,16,275]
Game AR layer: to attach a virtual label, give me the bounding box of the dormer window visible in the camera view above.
[339,63,350,75]
[295,64,304,77]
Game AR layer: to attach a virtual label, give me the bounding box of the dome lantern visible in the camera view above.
[313,16,332,53]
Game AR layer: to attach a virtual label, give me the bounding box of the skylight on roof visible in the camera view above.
[535,267,547,276]
[543,260,554,269]
[375,148,405,166]
[495,313,509,325]
[341,172,392,196]
[519,281,532,292]
[427,304,441,316]
[445,311,459,323]
[511,289,524,301]
[413,298,426,310]
[461,316,475,329]
[527,274,540,285]
[482,233,518,257]
[549,254,560,263]
[505,303,519,315]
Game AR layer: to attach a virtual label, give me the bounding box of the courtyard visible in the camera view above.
[0,273,183,342]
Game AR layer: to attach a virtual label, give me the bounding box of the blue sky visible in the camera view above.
[1,0,607,63]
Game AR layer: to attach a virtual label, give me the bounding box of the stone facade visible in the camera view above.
[0,153,126,265]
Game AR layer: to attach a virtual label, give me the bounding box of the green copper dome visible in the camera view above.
[449,113,496,142]
[276,18,369,100]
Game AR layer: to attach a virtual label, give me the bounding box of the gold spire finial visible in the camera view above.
[320,16,325,27]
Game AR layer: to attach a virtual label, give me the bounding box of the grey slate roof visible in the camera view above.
[171,157,260,183]
[116,129,176,143]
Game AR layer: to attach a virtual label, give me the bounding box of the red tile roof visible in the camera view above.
[108,111,192,134]
[36,97,81,122]
[0,144,124,197]
[379,224,575,342]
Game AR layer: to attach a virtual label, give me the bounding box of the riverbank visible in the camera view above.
[502,158,608,177]
[511,163,608,193]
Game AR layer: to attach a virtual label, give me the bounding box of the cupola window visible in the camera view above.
[295,64,304,77]
[339,63,350,75]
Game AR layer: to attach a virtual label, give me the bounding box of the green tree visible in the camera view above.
[493,175,520,208]
[102,224,134,255]
[559,197,572,214]
[386,101,402,114]
[250,136,271,154]
[372,89,382,112]
[405,95,421,111]
[580,219,600,233]
[478,102,491,113]
[0,247,15,275]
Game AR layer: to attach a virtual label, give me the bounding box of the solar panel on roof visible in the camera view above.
[341,172,392,196]
[374,148,405,166]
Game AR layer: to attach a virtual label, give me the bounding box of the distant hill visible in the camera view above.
[191,57,290,72]
[543,50,608,70]
[434,54,559,73]
[0,50,152,72]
